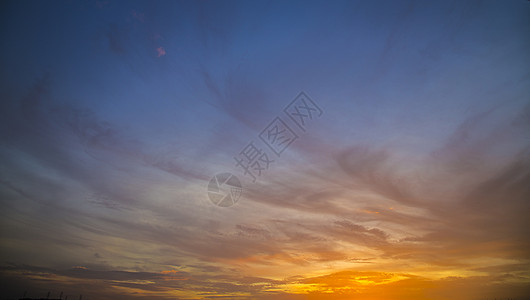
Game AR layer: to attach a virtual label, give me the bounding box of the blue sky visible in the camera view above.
[1,1,529,299]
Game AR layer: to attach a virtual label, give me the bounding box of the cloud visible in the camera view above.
[0,74,222,272]
[156,46,166,57]
[214,98,530,274]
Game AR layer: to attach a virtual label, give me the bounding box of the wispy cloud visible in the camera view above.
[156,46,166,57]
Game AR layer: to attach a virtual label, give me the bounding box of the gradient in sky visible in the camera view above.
[1,0,529,299]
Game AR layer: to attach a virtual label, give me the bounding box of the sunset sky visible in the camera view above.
[1,1,529,299]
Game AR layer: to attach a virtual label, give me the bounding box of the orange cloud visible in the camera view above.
[160,270,180,275]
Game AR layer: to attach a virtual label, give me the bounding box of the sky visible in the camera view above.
[0,0,529,299]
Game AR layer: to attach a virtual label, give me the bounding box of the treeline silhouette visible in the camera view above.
[13,291,83,300]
